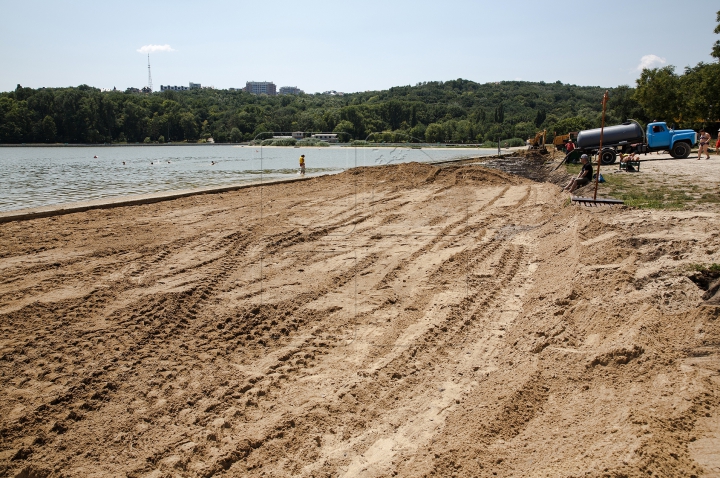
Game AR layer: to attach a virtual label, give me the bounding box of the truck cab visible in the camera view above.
[646,122,696,158]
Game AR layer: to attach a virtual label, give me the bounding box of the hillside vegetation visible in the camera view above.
[0,80,643,145]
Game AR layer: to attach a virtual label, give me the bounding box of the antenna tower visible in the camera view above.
[147,54,153,92]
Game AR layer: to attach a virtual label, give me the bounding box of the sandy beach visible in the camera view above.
[1,157,719,477]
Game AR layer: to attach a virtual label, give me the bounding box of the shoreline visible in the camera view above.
[0,143,511,150]
[0,154,520,223]
[0,175,314,224]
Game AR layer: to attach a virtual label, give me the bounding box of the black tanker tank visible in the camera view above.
[576,122,644,149]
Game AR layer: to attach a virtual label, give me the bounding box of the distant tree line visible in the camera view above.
[635,10,720,129]
[0,81,640,145]
[1,11,718,146]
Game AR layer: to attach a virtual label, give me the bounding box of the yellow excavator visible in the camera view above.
[552,131,578,151]
[527,130,547,150]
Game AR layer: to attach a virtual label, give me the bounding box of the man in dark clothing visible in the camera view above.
[563,154,593,193]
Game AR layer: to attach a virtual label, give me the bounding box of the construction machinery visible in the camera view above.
[552,131,578,151]
[527,130,547,150]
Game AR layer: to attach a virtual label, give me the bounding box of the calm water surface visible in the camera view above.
[0,145,498,212]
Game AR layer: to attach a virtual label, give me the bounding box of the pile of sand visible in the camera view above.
[0,161,718,477]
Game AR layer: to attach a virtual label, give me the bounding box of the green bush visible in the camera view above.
[297,138,329,147]
[260,138,297,146]
[500,137,527,147]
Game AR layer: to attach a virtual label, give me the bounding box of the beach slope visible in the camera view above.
[1,162,718,477]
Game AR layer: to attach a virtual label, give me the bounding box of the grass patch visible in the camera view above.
[563,162,720,209]
[565,163,581,175]
[684,263,720,291]
[698,191,720,204]
[686,263,720,273]
[599,174,697,209]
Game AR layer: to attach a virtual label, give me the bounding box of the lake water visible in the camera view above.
[0,145,499,212]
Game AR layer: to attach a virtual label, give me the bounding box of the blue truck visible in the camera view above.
[573,120,697,164]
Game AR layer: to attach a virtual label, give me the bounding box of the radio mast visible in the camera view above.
[147,54,153,92]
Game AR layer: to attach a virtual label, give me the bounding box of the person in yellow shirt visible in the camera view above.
[299,154,306,175]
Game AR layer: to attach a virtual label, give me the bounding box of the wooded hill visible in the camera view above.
[0,76,708,145]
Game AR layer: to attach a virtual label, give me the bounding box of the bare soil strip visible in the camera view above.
[1,162,719,477]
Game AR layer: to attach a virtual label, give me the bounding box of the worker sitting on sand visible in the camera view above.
[562,154,593,193]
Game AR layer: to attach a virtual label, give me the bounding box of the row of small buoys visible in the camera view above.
[96,157,223,166]
[114,160,226,165]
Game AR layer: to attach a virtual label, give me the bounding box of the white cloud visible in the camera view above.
[637,54,666,71]
[137,44,175,54]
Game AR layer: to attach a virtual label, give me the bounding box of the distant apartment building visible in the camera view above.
[279,86,304,95]
[245,81,277,95]
[159,83,201,92]
[160,85,189,92]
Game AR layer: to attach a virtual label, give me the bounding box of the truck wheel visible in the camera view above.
[670,142,691,159]
[600,149,617,165]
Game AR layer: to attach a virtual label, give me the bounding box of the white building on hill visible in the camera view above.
[311,133,338,143]
[279,86,304,95]
[245,81,277,95]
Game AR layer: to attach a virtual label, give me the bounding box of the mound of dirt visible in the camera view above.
[1,162,718,477]
[514,148,550,160]
[341,162,524,189]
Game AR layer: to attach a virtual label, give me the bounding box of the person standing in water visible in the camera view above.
[299,154,306,175]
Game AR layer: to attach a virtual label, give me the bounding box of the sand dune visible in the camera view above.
[1,162,718,477]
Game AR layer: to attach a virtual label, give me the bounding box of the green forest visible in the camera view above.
[1,11,717,145]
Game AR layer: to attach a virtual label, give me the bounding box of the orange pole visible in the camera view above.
[593,91,609,201]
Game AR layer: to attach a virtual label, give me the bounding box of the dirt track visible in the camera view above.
[1,162,719,477]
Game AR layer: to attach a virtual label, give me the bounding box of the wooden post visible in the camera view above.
[593,91,609,202]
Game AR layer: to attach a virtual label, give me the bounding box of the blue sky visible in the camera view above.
[1,0,718,93]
